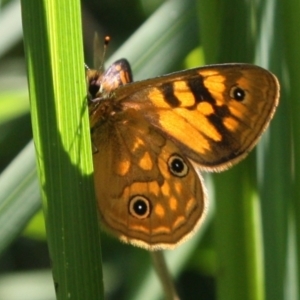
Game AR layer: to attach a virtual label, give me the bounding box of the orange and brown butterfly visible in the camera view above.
[87,49,279,250]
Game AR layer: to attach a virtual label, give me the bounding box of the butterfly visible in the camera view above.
[87,59,279,250]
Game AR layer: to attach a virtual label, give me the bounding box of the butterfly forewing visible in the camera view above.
[117,64,279,170]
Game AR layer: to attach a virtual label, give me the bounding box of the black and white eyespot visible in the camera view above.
[230,86,246,101]
[128,195,151,219]
[167,154,189,177]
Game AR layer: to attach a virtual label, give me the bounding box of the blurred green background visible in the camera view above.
[0,0,297,299]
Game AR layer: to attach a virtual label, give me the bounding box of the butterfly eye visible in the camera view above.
[168,155,189,177]
[129,195,151,219]
[230,86,246,101]
[89,80,100,97]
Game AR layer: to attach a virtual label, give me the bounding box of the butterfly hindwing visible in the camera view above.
[92,108,206,249]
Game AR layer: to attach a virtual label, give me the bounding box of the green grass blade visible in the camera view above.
[197,0,282,299]
[257,2,292,299]
[0,141,40,253]
[279,0,300,299]
[21,1,104,299]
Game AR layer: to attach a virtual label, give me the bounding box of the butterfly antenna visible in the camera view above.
[99,36,110,71]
